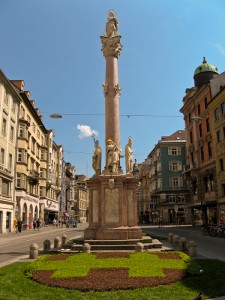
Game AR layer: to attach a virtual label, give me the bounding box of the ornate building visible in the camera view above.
[180,58,225,225]
[10,79,63,228]
[208,83,225,225]
[0,70,21,233]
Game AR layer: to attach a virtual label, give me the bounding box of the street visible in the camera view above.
[1,224,225,269]
[0,223,88,267]
[141,225,225,262]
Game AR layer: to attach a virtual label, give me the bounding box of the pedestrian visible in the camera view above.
[33,220,37,230]
[36,219,41,230]
[17,218,23,233]
[13,219,18,233]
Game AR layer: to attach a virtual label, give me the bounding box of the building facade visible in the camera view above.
[208,85,225,225]
[148,130,190,225]
[11,80,63,228]
[180,58,225,225]
[0,70,21,233]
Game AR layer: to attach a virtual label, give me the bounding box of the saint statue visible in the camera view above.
[92,140,102,175]
[125,136,133,174]
[106,138,120,173]
[105,10,118,38]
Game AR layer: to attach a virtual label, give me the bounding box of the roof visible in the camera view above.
[194,57,218,76]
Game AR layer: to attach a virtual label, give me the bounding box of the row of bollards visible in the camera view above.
[167,233,197,257]
[29,234,92,259]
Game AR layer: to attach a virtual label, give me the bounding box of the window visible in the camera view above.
[190,130,193,143]
[27,115,31,125]
[200,146,204,161]
[32,123,35,133]
[2,119,7,135]
[168,147,181,156]
[206,118,210,132]
[204,97,208,109]
[197,104,201,115]
[222,184,225,196]
[18,149,22,162]
[215,108,219,120]
[31,138,35,153]
[20,106,25,118]
[208,141,212,158]
[10,126,14,141]
[217,130,221,142]
[188,113,191,123]
[169,176,183,187]
[199,123,202,138]
[37,130,40,139]
[36,145,40,158]
[12,101,16,113]
[2,179,10,196]
[169,161,182,171]
[8,154,12,170]
[4,92,9,105]
[16,173,21,187]
[19,124,26,138]
[221,102,225,117]
[0,148,5,165]
[220,159,224,171]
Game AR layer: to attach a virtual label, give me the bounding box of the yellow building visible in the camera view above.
[0,70,21,233]
[11,80,63,228]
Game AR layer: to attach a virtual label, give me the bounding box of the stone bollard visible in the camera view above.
[43,239,51,252]
[172,235,180,247]
[179,237,187,251]
[188,241,197,257]
[54,237,61,249]
[168,233,174,243]
[30,243,39,259]
[83,243,91,253]
[62,234,68,245]
[135,242,144,252]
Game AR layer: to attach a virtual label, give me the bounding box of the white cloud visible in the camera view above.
[214,43,225,57]
[77,124,98,139]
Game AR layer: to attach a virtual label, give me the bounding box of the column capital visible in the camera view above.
[100,35,123,58]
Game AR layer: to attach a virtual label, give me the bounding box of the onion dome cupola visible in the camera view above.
[194,57,218,87]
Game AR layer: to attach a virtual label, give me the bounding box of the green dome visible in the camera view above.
[194,57,218,76]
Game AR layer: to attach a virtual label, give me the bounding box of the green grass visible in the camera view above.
[0,254,225,300]
[25,252,189,278]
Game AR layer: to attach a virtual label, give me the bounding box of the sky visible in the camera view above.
[1,0,225,177]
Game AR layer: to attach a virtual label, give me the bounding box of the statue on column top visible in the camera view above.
[105,10,118,38]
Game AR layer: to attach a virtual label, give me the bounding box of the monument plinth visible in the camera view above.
[84,10,142,240]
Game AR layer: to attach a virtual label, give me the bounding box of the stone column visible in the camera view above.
[100,11,122,171]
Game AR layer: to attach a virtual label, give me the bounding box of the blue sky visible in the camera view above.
[1,0,225,177]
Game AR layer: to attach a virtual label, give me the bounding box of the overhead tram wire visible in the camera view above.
[41,112,183,118]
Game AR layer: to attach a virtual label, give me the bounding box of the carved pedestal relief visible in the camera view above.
[105,188,119,223]
[93,190,98,223]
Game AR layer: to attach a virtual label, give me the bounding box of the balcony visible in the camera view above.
[27,170,39,185]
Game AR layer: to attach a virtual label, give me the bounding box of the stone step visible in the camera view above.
[72,236,153,245]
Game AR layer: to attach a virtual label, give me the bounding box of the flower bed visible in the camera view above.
[28,252,191,292]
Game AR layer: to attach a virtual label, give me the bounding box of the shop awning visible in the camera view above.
[64,213,69,217]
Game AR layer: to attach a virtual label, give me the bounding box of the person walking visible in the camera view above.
[13,219,18,233]
[33,220,37,230]
[17,219,23,233]
[36,219,41,230]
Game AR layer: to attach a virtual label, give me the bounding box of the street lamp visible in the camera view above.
[50,113,62,119]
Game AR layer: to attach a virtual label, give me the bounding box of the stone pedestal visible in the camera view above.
[84,174,142,240]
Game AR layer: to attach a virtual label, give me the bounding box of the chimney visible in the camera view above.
[10,80,25,91]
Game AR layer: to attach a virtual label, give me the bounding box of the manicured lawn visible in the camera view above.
[0,252,225,299]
